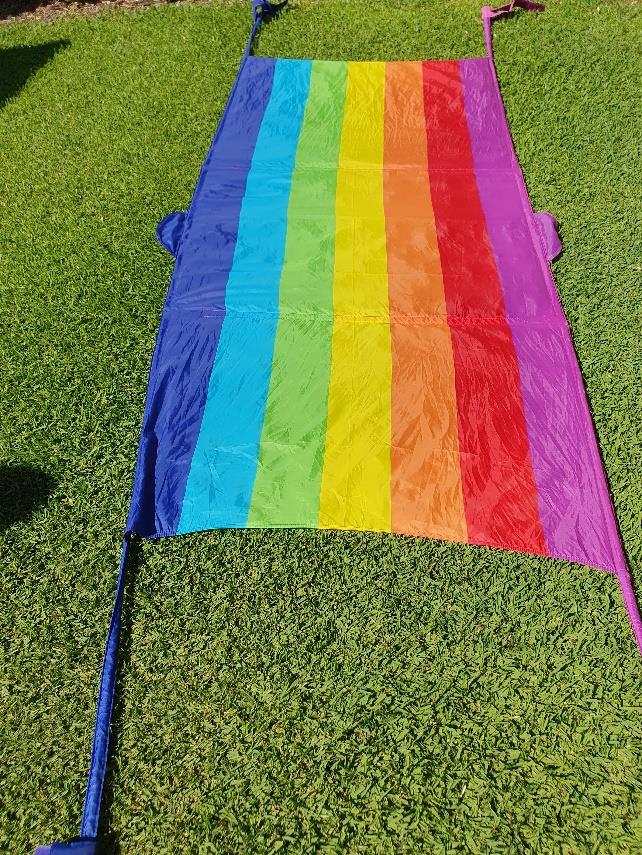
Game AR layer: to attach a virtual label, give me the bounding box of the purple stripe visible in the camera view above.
[459,57,626,573]
[127,57,276,537]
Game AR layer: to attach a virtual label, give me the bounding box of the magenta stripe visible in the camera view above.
[459,57,626,574]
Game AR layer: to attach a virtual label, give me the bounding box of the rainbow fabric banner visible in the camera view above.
[35,11,641,853]
[128,54,627,577]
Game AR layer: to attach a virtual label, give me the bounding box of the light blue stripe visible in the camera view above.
[178,60,312,533]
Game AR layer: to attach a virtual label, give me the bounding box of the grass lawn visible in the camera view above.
[1,0,641,852]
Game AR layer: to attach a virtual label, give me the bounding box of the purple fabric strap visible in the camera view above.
[479,1,642,655]
[482,0,545,60]
[620,572,642,652]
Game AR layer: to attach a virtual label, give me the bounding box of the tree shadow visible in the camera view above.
[1,0,179,24]
[0,464,57,532]
[0,40,69,109]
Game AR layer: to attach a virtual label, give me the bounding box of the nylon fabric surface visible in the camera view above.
[129,54,628,578]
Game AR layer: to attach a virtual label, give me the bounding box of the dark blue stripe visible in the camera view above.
[127,57,276,537]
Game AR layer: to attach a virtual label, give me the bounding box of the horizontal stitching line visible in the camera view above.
[189,309,561,325]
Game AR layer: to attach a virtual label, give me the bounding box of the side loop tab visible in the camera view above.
[483,0,545,61]
[156,210,186,257]
[533,211,563,262]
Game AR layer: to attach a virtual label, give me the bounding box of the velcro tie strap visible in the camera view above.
[246,0,289,57]
[482,0,544,61]
[35,837,98,855]
[484,0,545,21]
[253,0,288,21]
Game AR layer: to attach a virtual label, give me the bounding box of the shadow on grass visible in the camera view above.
[0,464,57,531]
[0,40,69,109]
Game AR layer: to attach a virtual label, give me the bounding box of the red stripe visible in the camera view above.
[422,60,546,554]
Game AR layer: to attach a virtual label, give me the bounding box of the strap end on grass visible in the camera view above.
[35,835,98,854]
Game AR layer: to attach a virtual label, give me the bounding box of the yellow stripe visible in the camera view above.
[319,62,392,532]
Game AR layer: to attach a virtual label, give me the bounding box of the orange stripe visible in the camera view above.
[383,61,467,542]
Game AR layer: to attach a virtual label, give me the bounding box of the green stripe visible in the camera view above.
[248,60,348,526]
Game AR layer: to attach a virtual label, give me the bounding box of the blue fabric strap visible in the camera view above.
[245,0,288,56]
[80,534,132,838]
[35,536,131,853]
